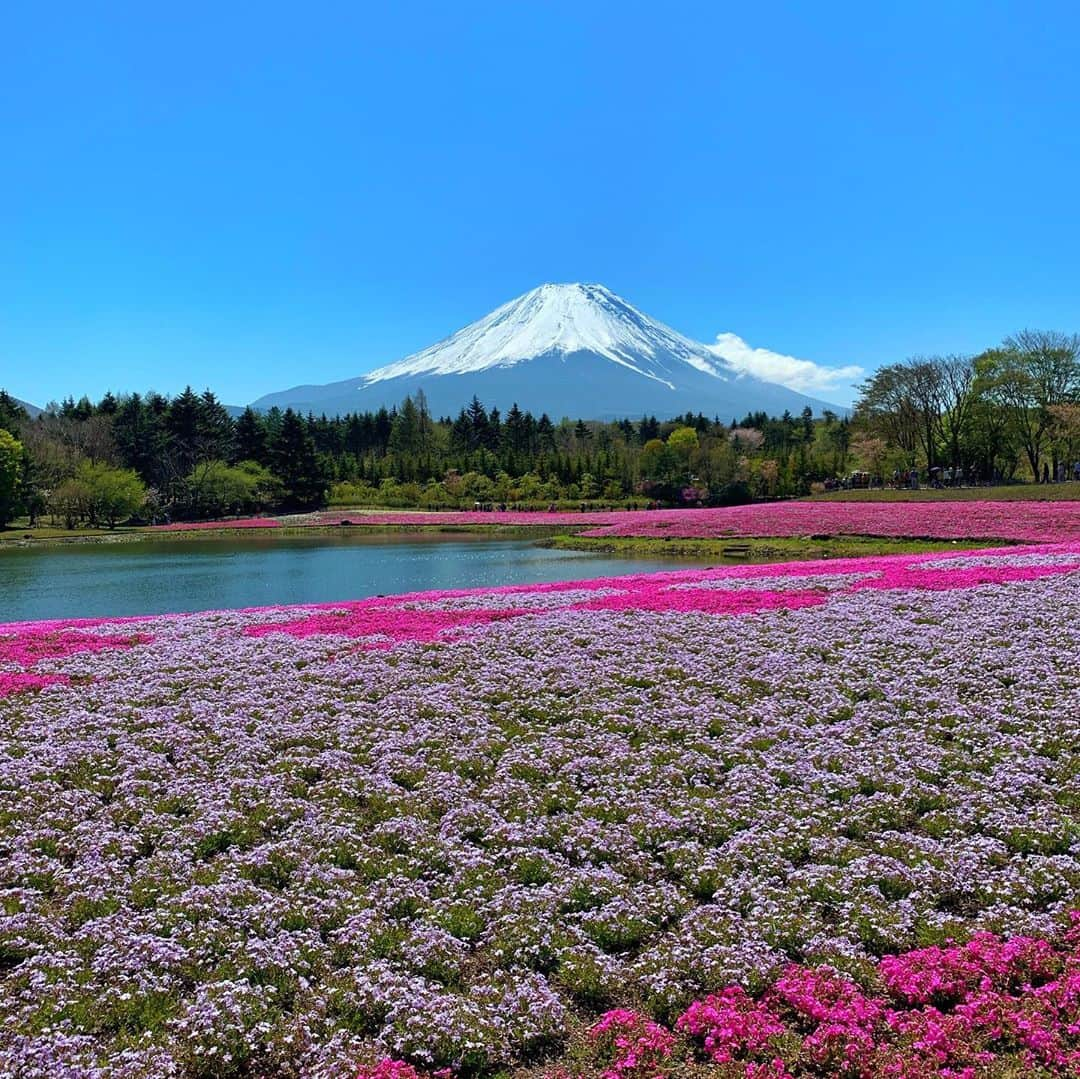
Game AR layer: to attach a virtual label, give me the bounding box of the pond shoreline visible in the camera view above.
[0,521,573,550]
[0,533,721,623]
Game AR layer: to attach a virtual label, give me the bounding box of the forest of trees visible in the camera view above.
[854,330,1080,484]
[0,328,1077,528]
[0,385,854,527]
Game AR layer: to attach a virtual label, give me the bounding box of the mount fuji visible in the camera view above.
[250,284,842,420]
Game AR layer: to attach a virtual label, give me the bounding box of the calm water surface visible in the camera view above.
[0,533,713,622]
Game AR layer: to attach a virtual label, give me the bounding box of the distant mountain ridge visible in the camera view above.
[2,394,41,419]
[250,283,842,420]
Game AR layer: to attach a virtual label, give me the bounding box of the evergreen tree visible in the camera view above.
[466,396,490,451]
[487,407,502,451]
[505,403,526,454]
[638,415,660,443]
[0,390,28,436]
[234,407,269,464]
[450,408,472,455]
[537,413,556,453]
[166,387,202,477]
[197,390,235,461]
[113,393,168,485]
[389,396,421,455]
[271,409,327,508]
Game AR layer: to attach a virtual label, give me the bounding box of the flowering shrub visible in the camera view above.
[0,544,1079,1075]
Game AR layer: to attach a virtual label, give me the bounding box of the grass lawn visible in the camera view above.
[0,524,144,545]
[545,533,973,560]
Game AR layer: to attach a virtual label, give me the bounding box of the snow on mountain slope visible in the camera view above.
[362,283,724,388]
[250,284,843,420]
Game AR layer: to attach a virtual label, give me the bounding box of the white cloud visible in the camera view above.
[708,332,864,397]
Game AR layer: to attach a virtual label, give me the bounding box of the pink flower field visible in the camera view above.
[578,498,1080,544]
[148,498,1080,544]
[300,499,1080,543]
[149,517,280,531]
[2,543,1080,1076]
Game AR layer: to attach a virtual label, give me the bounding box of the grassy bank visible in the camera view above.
[545,533,973,560]
[0,525,144,547]
[0,520,575,549]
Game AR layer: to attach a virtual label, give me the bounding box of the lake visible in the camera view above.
[0,533,713,623]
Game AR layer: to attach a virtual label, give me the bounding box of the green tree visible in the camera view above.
[77,461,147,528]
[0,390,29,437]
[0,428,23,527]
[113,393,168,485]
[50,475,92,530]
[234,407,269,465]
[667,426,700,459]
[640,438,674,484]
[19,448,46,526]
[977,332,1080,478]
[271,410,327,508]
[183,459,282,518]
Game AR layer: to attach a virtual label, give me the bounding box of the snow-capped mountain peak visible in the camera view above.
[249,282,844,421]
[360,282,726,390]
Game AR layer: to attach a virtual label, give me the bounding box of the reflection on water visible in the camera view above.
[0,533,713,622]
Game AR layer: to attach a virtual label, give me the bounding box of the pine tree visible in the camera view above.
[235,408,268,464]
[166,388,202,477]
[505,403,526,454]
[0,390,28,436]
[466,396,490,451]
[487,407,502,451]
[114,393,168,485]
[537,414,556,453]
[389,396,420,455]
[197,390,235,461]
[271,409,327,508]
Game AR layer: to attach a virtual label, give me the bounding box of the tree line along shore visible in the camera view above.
[1,328,1078,530]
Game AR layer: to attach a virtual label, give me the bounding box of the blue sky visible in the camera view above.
[2,1,1079,409]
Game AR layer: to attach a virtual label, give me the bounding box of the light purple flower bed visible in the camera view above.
[1,546,1079,1076]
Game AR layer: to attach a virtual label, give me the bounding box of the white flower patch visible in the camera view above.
[665,572,878,593]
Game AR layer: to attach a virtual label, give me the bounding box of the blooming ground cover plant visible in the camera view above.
[544,916,1080,1077]
[1,545,1079,1075]
[149,517,280,531]
[155,499,1080,543]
